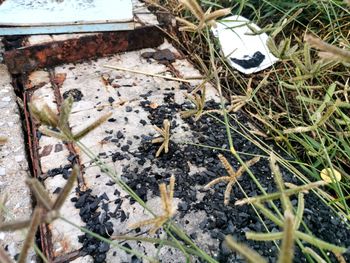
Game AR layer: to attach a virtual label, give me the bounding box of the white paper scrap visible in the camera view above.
[212,15,278,74]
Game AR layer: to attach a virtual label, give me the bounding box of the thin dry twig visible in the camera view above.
[104,65,193,83]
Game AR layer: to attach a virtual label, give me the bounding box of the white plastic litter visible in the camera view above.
[212,15,278,74]
[0,0,133,26]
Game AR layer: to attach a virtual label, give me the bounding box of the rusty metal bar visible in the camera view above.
[4,27,164,74]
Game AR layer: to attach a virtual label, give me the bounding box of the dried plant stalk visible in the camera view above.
[129,175,176,234]
[305,34,350,62]
[152,119,171,157]
[73,112,112,141]
[18,207,42,263]
[270,153,292,212]
[0,246,13,263]
[218,154,235,177]
[235,181,326,206]
[26,179,53,210]
[303,247,327,263]
[0,220,31,231]
[205,154,260,205]
[179,0,204,21]
[58,95,74,135]
[225,236,267,263]
[53,165,79,210]
[278,211,295,263]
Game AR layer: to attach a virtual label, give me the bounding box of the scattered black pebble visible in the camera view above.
[73,188,114,263]
[116,131,124,139]
[108,97,115,104]
[124,99,350,262]
[63,89,84,102]
[53,187,62,194]
[126,106,132,112]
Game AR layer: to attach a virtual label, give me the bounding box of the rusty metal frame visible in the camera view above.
[4,26,164,74]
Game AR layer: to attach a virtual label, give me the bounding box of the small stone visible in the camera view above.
[125,106,132,112]
[116,131,124,139]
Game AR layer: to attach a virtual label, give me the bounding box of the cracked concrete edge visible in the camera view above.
[0,38,35,262]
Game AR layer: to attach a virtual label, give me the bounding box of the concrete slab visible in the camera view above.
[0,53,33,260]
[24,40,221,261]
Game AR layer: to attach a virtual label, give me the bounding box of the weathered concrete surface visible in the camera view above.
[26,40,220,262]
[0,42,34,261]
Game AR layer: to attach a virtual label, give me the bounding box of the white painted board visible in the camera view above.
[0,0,133,26]
[212,15,278,74]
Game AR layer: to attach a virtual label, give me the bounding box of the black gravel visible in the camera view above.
[121,97,350,262]
[69,92,350,262]
[72,188,114,263]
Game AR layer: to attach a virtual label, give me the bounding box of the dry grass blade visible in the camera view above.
[224,236,267,263]
[305,34,350,62]
[203,8,231,23]
[18,207,42,263]
[26,178,53,210]
[73,112,112,141]
[334,252,346,263]
[38,127,68,141]
[278,211,295,263]
[235,181,326,206]
[58,95,74,135]
[179,0,204,21]
[129,175,176,234]
[303,247,327,263]
[0,246,13,263]
[53,165,79,210]
[29,103,58,128]
[270,153,292,211]
[0,220,31,231]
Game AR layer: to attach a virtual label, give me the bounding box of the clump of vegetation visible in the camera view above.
[152,119,171,157]
[29,96,112,142]
[228,153,346,262]
[180,89,207,120]
[204,154,260,205]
